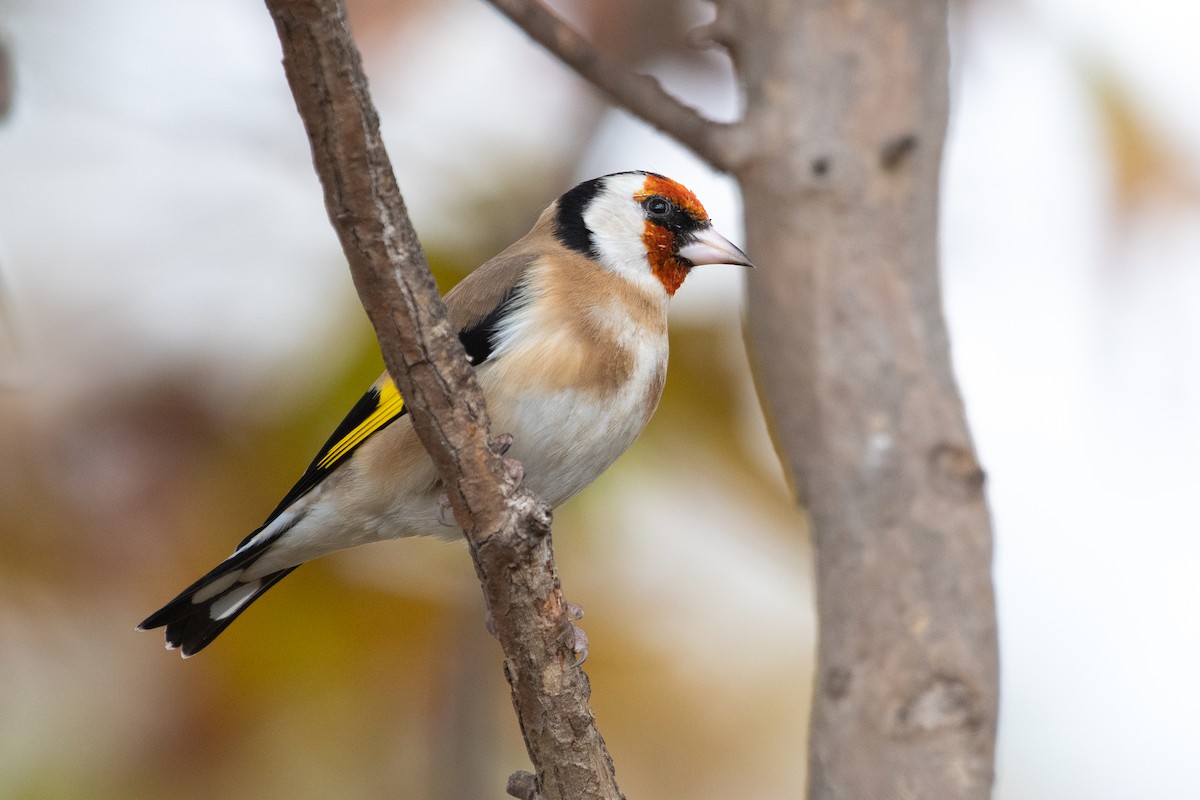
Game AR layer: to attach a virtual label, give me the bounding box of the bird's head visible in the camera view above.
[553,171,755,296]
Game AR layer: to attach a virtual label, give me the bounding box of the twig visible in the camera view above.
[483,0,749,172]
[261,2,623,798]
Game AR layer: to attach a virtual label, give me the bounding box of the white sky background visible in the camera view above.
[0,0,1197,796]
[944,1,1200,796]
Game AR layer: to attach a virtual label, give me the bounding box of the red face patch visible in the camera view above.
[633,175,710,296]
[635,174,709,221]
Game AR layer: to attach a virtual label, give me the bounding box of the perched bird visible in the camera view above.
[139,171,754,656]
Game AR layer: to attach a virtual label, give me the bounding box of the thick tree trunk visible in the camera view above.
[728,1,1000,797]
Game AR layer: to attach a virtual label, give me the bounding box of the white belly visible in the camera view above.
[494,385,654,507]
[477,311,669,508]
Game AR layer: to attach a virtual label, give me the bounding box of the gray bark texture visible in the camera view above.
[728,2,1000,797]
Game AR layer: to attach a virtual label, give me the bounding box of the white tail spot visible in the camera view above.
[210,580,262,620]
[191,570,244,604]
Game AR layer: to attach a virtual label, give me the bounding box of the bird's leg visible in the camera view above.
[435,492,456,528]
[470,431,568,655]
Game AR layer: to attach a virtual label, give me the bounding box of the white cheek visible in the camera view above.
[585,200,642,262]
[582,176,664,294]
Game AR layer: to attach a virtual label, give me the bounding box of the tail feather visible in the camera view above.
[139,536,297,657]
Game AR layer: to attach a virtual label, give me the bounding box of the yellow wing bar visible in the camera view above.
[316,379,405,470]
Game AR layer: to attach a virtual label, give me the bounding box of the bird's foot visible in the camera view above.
[492,433,525,486]
[482,602,588,666]
[490,432,513,456]
[566,602,588,666]
[435,492,456,528]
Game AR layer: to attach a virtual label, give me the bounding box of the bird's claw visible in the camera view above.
[570,625,589,667]
[504,456,525,485]
[566,602,588,666]
[486,602,588,666]
[435,492,456,528]
[489,432,525,486]
[491,432,514,456]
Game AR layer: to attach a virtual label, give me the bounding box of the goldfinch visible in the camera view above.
[139,171,754,656]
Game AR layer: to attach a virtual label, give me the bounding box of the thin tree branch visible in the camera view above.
[262,2,623,797]
[483,0,750,172]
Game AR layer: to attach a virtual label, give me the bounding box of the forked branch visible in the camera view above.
[484,0,748,172]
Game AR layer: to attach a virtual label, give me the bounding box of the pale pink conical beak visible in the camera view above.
[678,226,756,269]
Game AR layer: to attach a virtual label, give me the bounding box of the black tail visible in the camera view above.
[139,539,296,657]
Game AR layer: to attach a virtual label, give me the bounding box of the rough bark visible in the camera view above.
[728,2,1000,797]
[489,0,1000,797]
[262,2,623,798]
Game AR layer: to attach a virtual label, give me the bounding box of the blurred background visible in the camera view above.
[0,0,1195,798]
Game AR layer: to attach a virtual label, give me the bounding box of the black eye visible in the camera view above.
[645,196,672,217]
